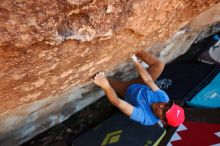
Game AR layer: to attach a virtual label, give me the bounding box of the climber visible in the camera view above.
[93,50,185,127]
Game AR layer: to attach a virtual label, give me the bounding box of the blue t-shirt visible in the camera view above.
[125,83,169,125]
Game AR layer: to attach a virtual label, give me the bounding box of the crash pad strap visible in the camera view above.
[153,130,166,146]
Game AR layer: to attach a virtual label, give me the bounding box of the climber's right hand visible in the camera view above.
[93,72,110,89]
[131,54,139,62]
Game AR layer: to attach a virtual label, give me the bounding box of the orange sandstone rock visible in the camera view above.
[0,0,220,145]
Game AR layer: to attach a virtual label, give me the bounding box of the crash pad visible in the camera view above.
[170,121,220,146]
[187,73,220,108]
[156,62,217,101]
[72,114,166,146]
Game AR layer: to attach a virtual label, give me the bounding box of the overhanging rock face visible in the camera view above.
[0,0,220,145]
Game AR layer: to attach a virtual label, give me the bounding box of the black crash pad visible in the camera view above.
[72,114,166,146]
[156,62,219,101]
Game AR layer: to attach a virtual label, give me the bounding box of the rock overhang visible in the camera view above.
[0,0,220,145]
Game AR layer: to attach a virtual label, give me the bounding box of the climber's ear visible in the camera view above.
[161,119,168,127]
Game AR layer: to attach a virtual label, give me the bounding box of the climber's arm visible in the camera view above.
[132,55,159,91]
[136,50,164,81]
[103,86,134,116]
[93,72,134,116]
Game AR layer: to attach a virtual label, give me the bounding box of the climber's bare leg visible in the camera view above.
[107,78,128,98]
[108,50,164,98]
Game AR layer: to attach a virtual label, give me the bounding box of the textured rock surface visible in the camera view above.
[1,0,220,115]
[0,0,220,146]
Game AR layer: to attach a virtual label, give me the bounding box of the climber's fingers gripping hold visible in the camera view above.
[93,72,110,89]
[131,54,139,62]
